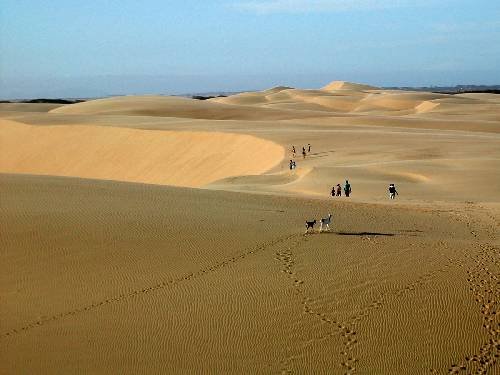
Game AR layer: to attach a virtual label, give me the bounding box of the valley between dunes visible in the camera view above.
[1,81,499,374]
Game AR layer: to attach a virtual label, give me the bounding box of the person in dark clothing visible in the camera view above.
[344,180,352,197]
[289,160,294,170]
[388,183,398,199]
[331,186,336,197]
[302,148,306,159]
[307,143,311,153]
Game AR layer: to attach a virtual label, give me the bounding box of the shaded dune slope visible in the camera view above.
[212,81,499,115]
[0,120,284,187]
[50,95,332,120]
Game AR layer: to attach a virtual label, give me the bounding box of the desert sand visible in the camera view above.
[1,81,499,374]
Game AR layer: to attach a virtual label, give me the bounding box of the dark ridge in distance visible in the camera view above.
[384,84,500,94]
[0,99,86,104]
[191,95,227,100]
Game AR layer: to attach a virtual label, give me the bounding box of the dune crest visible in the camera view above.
[0,121,284,187]
[322,80,379,91]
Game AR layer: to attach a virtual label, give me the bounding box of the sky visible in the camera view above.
[1,0,499,99]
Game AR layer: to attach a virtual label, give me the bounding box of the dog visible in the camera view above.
[319,213,332,232]
[305,219,317,233]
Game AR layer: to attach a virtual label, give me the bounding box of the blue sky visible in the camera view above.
[1,0,499,98]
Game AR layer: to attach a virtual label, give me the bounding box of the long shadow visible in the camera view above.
[334,231,396,236]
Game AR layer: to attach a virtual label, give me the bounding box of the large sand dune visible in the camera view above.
[1,81,499,374]
[0,120,284,187]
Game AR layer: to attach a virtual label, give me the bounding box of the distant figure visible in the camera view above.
[302,147,306,159]
[307,143,311,153]
[344,180,352,197]
[331,186,336,197]
[289,160,294,170]
[292,161,296,169]
[336,184,342,196]
[388,183,398,199]
[292,145,296,154]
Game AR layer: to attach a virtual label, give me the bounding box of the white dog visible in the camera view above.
[319,214,332,232]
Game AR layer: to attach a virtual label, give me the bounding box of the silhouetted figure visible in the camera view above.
[388,183,398,199]
[289,160,294,170]
[344,180,352,197]
[336,184,342,196]
[302,147,306,159]
[308,143,311,153]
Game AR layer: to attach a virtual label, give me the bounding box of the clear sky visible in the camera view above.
[1,0,499,98]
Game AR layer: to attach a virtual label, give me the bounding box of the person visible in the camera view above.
[331,186,336,197]
[388,183,398,199]
[292,145,296,154]
[302,148,306,159]
[307,143,311,153]
[336,184,342,196]
[289,160,294,170]
[344,180,351,197]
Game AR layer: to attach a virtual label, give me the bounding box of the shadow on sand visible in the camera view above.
[334,231,396,236]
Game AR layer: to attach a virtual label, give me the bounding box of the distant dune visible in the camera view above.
[321,80,379,91]
[49,95,332,121]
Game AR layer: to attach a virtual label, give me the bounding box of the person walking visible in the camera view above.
[388,183,398,199]
[344,180,352,197]
[302,148,306,159]
[307,143,311,153]
[336,184,342,196]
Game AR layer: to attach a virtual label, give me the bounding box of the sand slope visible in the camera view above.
[49,95,333,121]
[1,174,498,374]
[0,120,284,187]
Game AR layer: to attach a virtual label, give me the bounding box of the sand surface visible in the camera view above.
[1,81,499,374]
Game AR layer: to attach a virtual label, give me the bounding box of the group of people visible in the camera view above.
[331,180,352,197]
[291,144,311,159]
[289,144,311,170]
[331,181,399,200]
[290,145,400,200]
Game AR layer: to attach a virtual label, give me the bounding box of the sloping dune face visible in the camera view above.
[0,120,284,187]
[322,80,379,91]
[49,95,331,121]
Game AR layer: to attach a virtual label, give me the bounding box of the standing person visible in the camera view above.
[344,180,352,197]
[388,183,398,199]
[336,184,342,196]
[331,186,336,197]
[307,143,311,153]
[302,148,306,159]
[289,160,294,170]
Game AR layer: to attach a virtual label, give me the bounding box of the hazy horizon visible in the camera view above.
[1,0,499,99]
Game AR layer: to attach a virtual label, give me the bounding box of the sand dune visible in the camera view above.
[0,120,284,187]
[1,81,499,374]
[1,173,498,374]
[322,80,379,91]
[49,95,332,121]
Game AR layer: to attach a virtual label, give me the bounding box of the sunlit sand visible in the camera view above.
[1,81,499,373]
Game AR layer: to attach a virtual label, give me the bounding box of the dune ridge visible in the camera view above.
[0,120,284,187]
